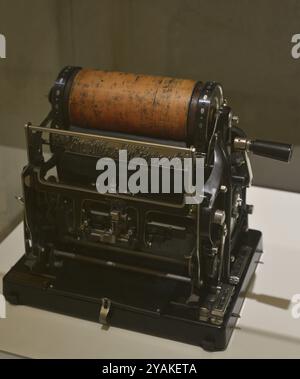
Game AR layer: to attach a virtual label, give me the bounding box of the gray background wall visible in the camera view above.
[0,0,62,239]
[0,0,299,238]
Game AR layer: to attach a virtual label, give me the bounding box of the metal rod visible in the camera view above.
[25,124,194,155]
[63,235,188,268]
[54,249,191,283]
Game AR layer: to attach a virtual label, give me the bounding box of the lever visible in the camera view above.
[234,137,293,162]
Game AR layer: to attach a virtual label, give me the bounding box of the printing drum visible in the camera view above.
[50,66,223,144]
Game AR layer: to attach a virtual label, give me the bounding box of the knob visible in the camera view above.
[234,137,293,162]
[249,139,293,162]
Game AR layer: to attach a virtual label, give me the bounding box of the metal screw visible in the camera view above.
[236,194,243,207]
[232,115,239,125]
[15,195,24,204]
[213,209,226,225]
[229,275,239,285]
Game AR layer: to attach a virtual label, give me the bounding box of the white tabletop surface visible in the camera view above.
[0,186,299,359]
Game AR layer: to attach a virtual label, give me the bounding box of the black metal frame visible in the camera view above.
[3,229,262,351]
[3,68,280,351]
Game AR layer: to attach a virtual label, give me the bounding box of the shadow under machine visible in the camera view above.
[3,67,292,350]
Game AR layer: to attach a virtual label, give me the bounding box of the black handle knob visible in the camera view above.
[249,139,293,162]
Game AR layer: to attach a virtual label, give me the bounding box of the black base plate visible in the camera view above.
[3,229,262,351]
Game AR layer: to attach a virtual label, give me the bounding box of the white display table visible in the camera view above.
[0,187,299,358]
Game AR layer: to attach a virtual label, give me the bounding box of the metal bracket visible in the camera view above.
[99,297,111,325]
[244,151,253,187]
